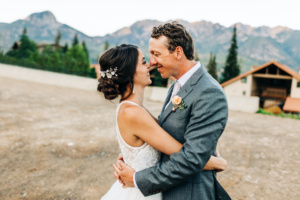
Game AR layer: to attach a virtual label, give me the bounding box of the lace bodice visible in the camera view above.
[116,101,161,172]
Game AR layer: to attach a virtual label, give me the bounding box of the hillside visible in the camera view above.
[0,11,299,72]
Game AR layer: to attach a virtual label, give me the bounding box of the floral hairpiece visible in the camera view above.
[99,67,118,78]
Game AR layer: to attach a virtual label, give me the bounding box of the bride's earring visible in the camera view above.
[132,84,135,94]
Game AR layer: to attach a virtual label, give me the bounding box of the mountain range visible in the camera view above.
[0,11,299,72]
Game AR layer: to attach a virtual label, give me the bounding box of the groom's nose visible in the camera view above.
[150,56,157,66]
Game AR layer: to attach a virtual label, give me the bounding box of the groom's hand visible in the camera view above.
[113,160,135,188]
[114,153,124,184]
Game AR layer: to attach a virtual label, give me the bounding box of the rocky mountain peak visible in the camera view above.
[24,11,57,26]
[272,26,292,34]
[235,23,254,33]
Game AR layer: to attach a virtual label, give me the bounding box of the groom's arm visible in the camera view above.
[135,85,228,196]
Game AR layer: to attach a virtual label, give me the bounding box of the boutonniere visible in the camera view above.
[171,95,187,111]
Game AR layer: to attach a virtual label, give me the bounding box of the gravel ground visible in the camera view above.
[0,74,299,200]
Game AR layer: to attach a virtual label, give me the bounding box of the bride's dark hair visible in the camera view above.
[97,44,139,101]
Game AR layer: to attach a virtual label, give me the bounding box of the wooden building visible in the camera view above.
[221,61,300,113]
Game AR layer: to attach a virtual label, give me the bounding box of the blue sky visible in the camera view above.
[1,0,299,36]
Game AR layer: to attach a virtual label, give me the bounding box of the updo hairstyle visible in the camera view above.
[97,44,139,101]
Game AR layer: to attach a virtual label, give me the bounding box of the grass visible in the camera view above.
[257,108,300,120]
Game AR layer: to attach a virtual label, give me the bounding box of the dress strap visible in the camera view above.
[116,101,142,114]
[119,101,142,107]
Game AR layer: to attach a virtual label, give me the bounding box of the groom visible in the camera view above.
[114,21,230,200]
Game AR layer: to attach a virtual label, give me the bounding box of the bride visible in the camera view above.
[97,44,227,200]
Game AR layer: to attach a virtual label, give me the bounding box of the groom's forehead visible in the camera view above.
[149,37,169,51]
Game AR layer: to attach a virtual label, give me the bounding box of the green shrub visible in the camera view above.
[257,108,300,120]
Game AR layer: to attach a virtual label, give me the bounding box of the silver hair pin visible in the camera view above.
[99,67,118,78]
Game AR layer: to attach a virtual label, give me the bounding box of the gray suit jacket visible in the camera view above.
[135,65,231,200]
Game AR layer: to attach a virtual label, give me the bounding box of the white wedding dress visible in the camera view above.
[101,101,162,200]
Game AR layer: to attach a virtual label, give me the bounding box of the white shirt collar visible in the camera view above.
[177,61,201,87]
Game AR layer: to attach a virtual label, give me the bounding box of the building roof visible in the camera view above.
[221,61,300,87]
[283,97,300,113]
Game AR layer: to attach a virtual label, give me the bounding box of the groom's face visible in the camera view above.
[149,36,179,79]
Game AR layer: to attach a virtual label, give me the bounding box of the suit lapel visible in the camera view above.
[159,65,207,125]
[159,84,193,124]
[158,83,174,125]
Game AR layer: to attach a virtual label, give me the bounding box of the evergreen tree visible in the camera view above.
[66,44,88,76]
[72,33,79,46]
[88,65,97,78]
[81,41,90,76]
[63,43,69,53]
[221,25,240,83]
[104,40,109,51]
[51,51,62,72]
[29,50,41,66]
[151,68,168,87]
[62,52,75,73]
[37,45,63,72]
[0,33,2,52]
[82,41,89,59]
[194,48,200,61]
[39,45,54,70]
[55,29,61,47]
[6,48,18,57]
[206,52,218,81]
[16,28,38,59]
[2,28,96,78]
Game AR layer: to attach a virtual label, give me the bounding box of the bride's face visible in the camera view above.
[134,50,151,87]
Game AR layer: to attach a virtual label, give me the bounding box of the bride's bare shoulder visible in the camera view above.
[118,103,150,124]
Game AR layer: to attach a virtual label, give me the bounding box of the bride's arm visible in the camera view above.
[119,105,180,155]
[120,106,226,171]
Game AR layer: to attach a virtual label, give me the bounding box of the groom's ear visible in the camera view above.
[175,46,183,60]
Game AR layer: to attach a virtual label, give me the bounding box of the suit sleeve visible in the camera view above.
[135,83,228,196]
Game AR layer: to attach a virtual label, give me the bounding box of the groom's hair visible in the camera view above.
[151,21,195,60]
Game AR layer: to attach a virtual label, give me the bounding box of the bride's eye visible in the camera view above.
[142,60,147,64]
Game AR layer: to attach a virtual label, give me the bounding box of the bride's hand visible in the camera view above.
[202,149,227,172]
[216,149,227,172]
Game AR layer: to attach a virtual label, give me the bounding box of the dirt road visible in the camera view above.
[0,76,299,200]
